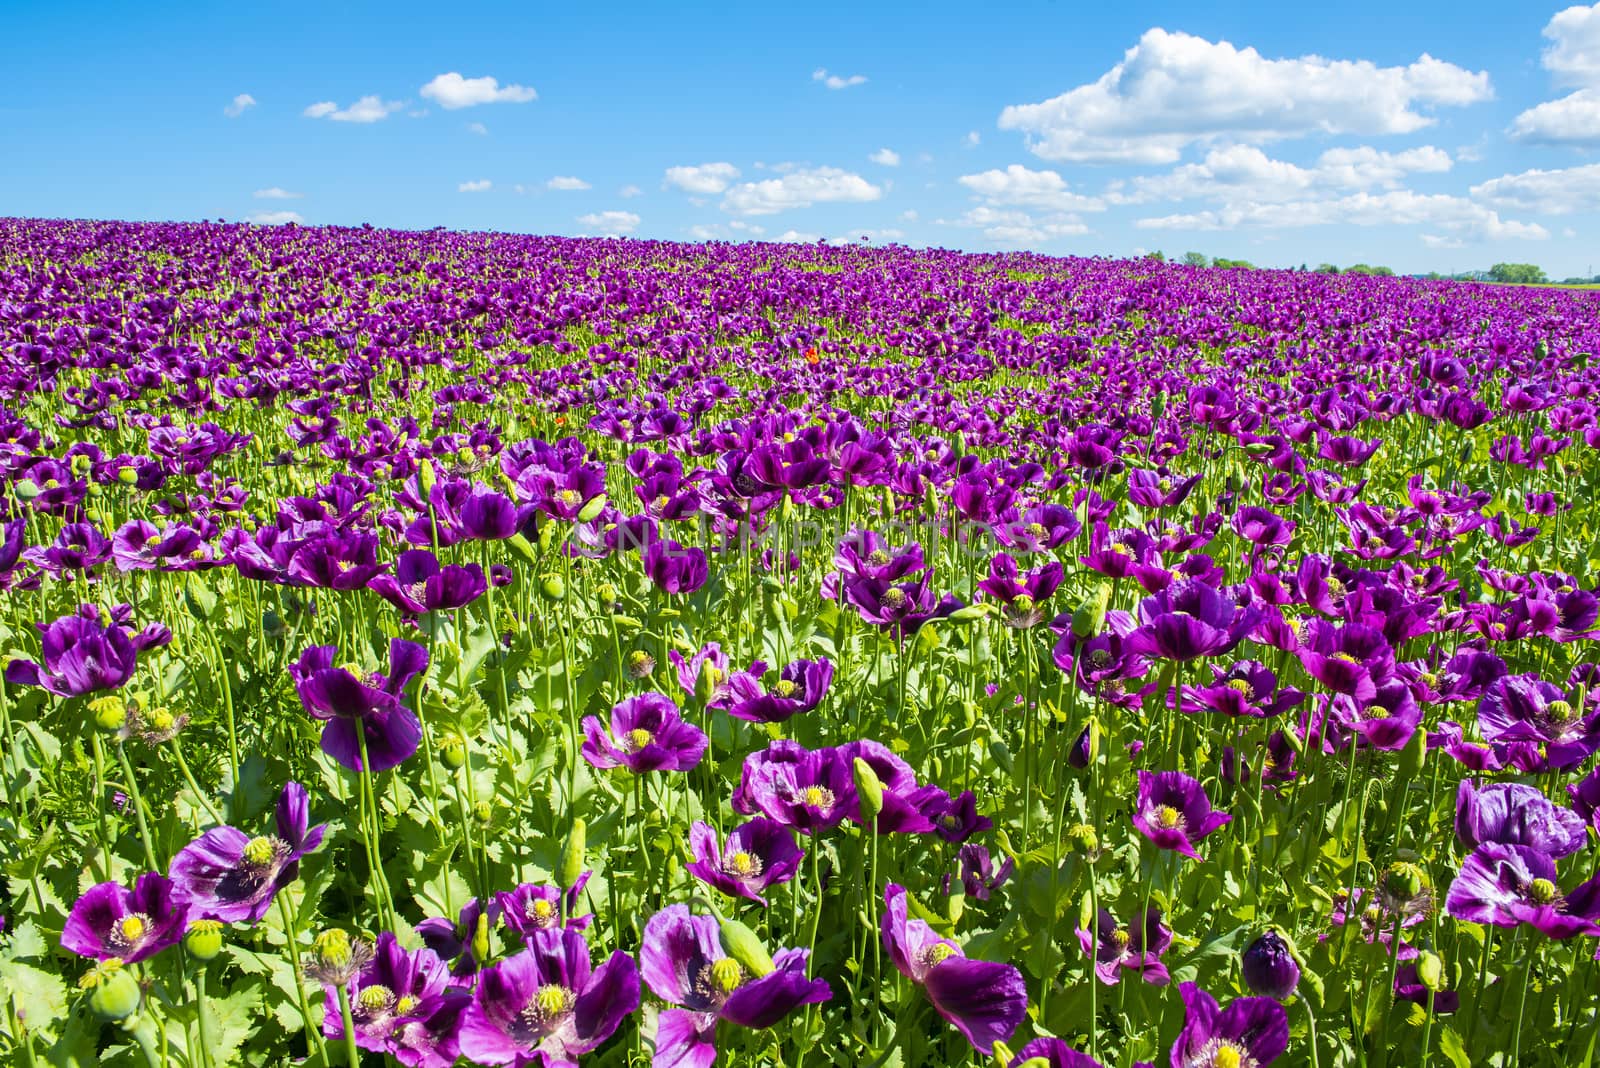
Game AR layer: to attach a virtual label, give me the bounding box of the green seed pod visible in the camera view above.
[185,919,224,961]
[853,756,884,824]
[116,465,139,485]
[439,734,467,770]
[946,604,990,624]
[539,574,567,602]
[83,960,141,1020]
[1071,583,1111,640]
[506,533,539,566]
[716,916,775,978]
[694,664,724,706]
[473,801,493,828]
[90,695,128,733]
[947,881,966,925]
[558,819,587,891]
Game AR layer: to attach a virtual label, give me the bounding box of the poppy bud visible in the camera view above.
[418,458,437,498]
[473,801,493,827]
[185,919,224,961]
[558,819,587,891]
[539,574,566,602]
[1071,584,1111,640]
[717,916,775,978]
[82,959,141,1020]
[471,913,491,965]
[1241,928,1300,1000]
[1399,725,1427,779]
[946,604,990,624]
[1417,950,1444,992]
[853,757,884,823]
[439,734,467,770]
[694,664,724,706]
[576,494,608,523]
[1242,441,1277,457]
[506,532,539,567]
[1067,721,1098,769]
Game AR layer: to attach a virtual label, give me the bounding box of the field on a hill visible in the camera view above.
[3,217,1600,1067]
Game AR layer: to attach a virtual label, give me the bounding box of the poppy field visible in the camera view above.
[4,216,1600,1067]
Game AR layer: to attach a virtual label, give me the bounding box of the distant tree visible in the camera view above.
[1211,257,1255,269]
[1488,263,1548,284]
[1146,250,1167,262]
[1182,251,1210,267]
[1314,263,1340,274]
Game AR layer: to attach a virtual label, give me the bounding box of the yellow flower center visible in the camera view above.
[1529,878,1558,905]
[802,786,835,810]
[868,549,892,566]
[558,489,580,508]
[523,984,576,1025]
[709,957,745,994]
[1215,1046,1244,1068]
[773,679,797,698]
[116,915,148,945]
[924,943,957,966]
[727,851,762,878]
[1112,928,1132,950]
[243,836,279,866]
[625,728,653,752]
[530,899,556,924]
[1156,805,1182,830]
[396,994,419,1015]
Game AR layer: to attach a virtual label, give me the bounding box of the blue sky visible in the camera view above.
[6,0,1600,275]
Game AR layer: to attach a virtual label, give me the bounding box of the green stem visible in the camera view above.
[114,740,160,871]
[336,984,361,1067]
[277,894,325,1059]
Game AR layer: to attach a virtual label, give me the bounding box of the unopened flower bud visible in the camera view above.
[473,801,493,827]
[472,912,491,964]
[1241,928,1300,1001]
[1417,950,1445,992]
[539,574,566,602]
[853,757,884,824]
[558,819,587,891]
[439,734,467,770]
[717,916,775,978]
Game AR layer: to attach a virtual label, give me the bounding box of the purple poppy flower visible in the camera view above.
[685,819,803,906]
[1009,1038,1109,1067]
[1181,661,1304,720]
[830,530,926,586]
[1231,506,1295,548]
[643,538,709,594]
[61,872,188,964]
[668,643,730,702]
[1568,766,1600,831]
[1076,907,1172,986]
[418,897,502,981]
[882,883,1027,1053]
[1455,780,1586,858]
[498,876,593,942]
[369,549,488,615]
[1168,982,1288,1068]
[323,931,466,1068]
[945,844,1014,901]
[732,740,857,834]
[978,553,1063,628]
[923,789,994,844]
[840,738,946,834]
[842,571,962,639]
[5,604,141,697]
[1132,771,1231,861]
[1128,469,1202,509]
[290,638,430,772]
[169,781,326,923]
[581,692,708,773]
[23,521,113,578]
[1117,582,1259,663]
[641,904,830,1068]
[457,927,640,1066]
[1295,621,1395,703]
[721,659,833,723]
[1445,843,1600,939]
[1477,674,1600,772]
[1324,680,1421,751]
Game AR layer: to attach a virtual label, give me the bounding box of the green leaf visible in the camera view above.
[1439,1025,1472,1068]
[0,958,68,1033]
[209,987,262,1066]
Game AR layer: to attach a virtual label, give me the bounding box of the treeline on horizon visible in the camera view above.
[1145,250,1596,286]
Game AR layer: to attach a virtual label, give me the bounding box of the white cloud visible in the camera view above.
[246,210,302,225]
[547,175,592,191]
[958,164,1105,211]
[420,72,537,109]
[1511,88,1600,143]
[1117,144,1452,204]
[253,187,303,200]
[827,228,905,245]
[577,210,641,235]
[1472,162,1600,214]
[467,121,488,135]
[812,68,867,90]
[869,148,901,166]
[458,179,492,193]
[688,221,766,240]
[964,131,981,147]
[901,209,919,222]
[620,184,643,198]
[721,167,883,215]
[303,96,404,123]
[224,93,256,118]
[999,28,1491,164]
[942,205,1090,244]
[664,162,741,194]
[1543,2,1600,86]
[1134,190,1546,243]
[776,230,822,242]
